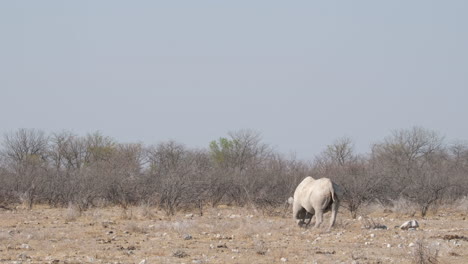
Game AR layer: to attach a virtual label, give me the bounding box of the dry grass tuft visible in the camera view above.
[65,203,81,222]
[120,208,133,220]
[254,239,268,255]
[455,196,468,212]
[126,222,148,234]
[138,202,155,219]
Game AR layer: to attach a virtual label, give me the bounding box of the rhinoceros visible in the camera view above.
[289,176,340,230]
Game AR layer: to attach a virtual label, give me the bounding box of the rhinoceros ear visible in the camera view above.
[287,197,294,204]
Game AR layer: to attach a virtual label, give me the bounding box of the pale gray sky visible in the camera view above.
[1,1,467,159]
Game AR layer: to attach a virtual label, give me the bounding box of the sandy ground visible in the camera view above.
[0,205,467,264]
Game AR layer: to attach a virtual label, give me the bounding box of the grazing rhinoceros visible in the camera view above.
[289,176,340,230]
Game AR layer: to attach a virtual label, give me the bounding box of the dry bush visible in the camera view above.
[390,197,418,216]
[412,239,439,264]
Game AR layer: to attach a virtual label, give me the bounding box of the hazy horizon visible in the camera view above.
[1,1,467,159]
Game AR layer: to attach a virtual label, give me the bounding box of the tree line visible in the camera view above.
[0,127,467,217]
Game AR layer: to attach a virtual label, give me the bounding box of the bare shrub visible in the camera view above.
[314,138,382,218]
[373,127,451,217]
[390,197,418,216]
[411,239,439,264]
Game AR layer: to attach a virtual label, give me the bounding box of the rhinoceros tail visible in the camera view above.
[330,184,336,202]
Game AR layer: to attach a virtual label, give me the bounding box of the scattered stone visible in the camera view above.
[408,242,415,247]
[185,214,194,218]
[315,250,335,255]
[370,234,375,238]
[400,220,419,230]
[183,234,192,240]
[441,234,468,241]
[281,257,287,262]
[138,259,146,264]
[18,253,30,260]
[20,244,30,249]
[386,244,391,248]
[217,243,228,249]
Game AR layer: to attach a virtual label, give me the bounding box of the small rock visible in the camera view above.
[185,214,194,218]
[370,234,375,238]
[387,244,391,248]
[21,244,30,249]
[281,257,287,262]
[183,234,192,240]
[138,260,147,264]
[173,250,189,258]
[408,242,415,247]
[18,253,29,260]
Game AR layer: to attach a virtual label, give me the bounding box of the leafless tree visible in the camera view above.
[1,129,49,208]
[315,137,382,218]
[372,127,450,216]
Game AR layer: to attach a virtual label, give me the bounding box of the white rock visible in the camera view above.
[408,243,415,247]
[139,260,147,264]
[387,244,391,248]
[370,234,375,238]
[280,257,287,262]
[21,244,30,249]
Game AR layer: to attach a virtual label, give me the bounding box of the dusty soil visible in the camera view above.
[0,205,467,264]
